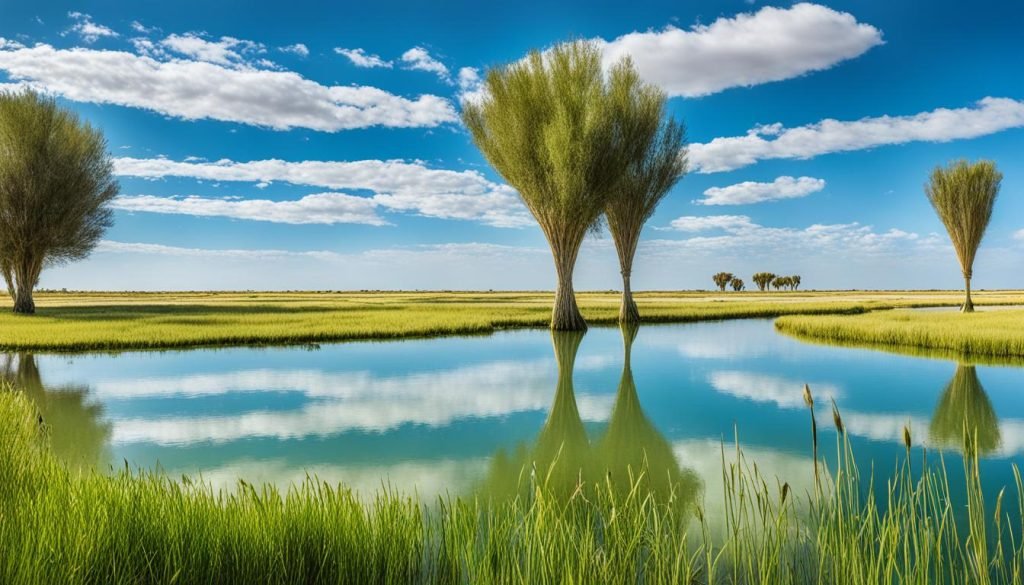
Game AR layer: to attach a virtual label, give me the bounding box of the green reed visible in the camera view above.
[2,386,1022,584]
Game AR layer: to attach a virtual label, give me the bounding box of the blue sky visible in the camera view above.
[0,0,1021,290]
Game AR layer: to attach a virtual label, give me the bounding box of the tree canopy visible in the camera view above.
[462,41,655,330]
[925,160,1001,312]
[0,90,119,314]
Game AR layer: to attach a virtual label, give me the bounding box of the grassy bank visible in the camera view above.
[3,389,1023,583]
[1,290,1022,352]
[776,308,1024,362]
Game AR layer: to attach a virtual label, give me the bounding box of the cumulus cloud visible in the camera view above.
[0,44,457,131]
[456,66,486,104]
[111,193,387,226]
[112,156,532,227]
[279,43,309,57]
[665,215,755,232]
[691,97,1024,173]
[159,33,265,66]
[334,47,392,68]
[401,46,449,81]
[1014,229,1024,241]
[697,176,826,205]
[598,3,882,97]
[655,214,941,256]
[65,12,118,43]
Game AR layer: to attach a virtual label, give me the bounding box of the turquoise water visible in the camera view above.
[10,319,1024,506]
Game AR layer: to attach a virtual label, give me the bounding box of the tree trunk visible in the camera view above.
[619,273,640,325]
[11,258,41,315]
[552,266,587,331]
[13,282,35,314]
[962,274,974,313]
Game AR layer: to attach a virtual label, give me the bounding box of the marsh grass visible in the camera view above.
[3,387,1023,584]
[776,308,1024,362]
[2,290,1023,352]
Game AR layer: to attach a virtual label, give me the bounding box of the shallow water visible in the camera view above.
[11,319,1024,507]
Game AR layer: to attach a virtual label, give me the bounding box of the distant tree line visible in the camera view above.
[714,272,800,292]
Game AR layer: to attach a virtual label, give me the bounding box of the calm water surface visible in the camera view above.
[12,319,1024,506]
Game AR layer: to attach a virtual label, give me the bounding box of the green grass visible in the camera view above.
[776,308,1024,363]
[2,290,1023,351]
[3,387,1023,584]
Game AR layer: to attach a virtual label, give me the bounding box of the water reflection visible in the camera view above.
[2,353,111,471]
[485,326,701,508]
[929,364,1001,455]
[598,324,702,505]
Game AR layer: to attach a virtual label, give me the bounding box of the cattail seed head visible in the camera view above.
[831,398,844,434]
[903,425,912,450]
[803,384,814,409]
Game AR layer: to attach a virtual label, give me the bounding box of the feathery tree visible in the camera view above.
[752,272,775,292]
[604,69,686,323]
[463,41,641,330]
[0,90,119,314]
[730,277,745,292]
[712,272,734,292]
[925,160,1002,312]
[771,275,791,291]
[791,275,802,290]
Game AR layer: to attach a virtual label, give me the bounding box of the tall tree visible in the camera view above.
[0,90,119,314]
[604,69,686,323]
[925,160,1002,312]
[463,41,639,330]
[752,272,775,292]
[791,275,802,290]
[712,272,734,292]
[730,277,745,292]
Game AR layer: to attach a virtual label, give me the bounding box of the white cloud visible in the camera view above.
[159,33,265,66]
[1013,229,1024,241]
[665,215,755,232]
[112,186,531,227]
[112,156,532,227]
[401,46,449,81]
[65,12,118,43]
[691,97,1024,173]
[95,240,341,260]
[655,214,942,257]
[334,47,392,68]
[0,38,25,50]
[697,176,825,205]
[279,43,309,57]
[130,21,154,34]
[111,193,387,226]
[598,3,882,97]
[456,66,486,104]
[0,44,457,131]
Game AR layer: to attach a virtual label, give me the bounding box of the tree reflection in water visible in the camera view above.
[484,326,701,510]
[1,353,111,471]
[929,363,1001,455]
